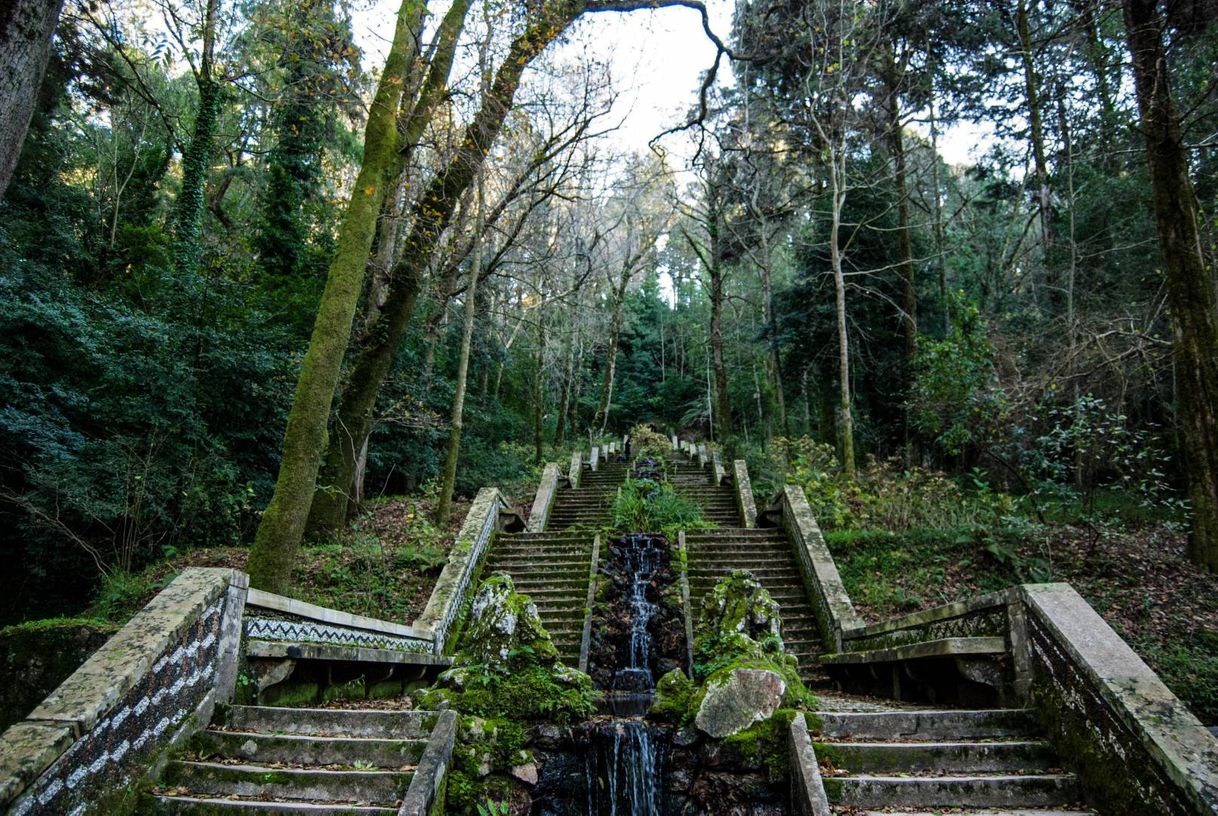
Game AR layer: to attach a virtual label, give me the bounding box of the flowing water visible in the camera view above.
[587,533,667,815]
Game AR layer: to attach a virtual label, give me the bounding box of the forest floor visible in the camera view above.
[826,521,1218,724]
[86,492,477,627]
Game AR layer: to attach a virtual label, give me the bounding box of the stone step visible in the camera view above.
[822,773,1079,809]
[817,741,1056,774]
[147,795,397,814]
[816,710,1038,741]
[486,557,589,568]
[192,730,426,768]
[162,761,410,805]
[224,706,434,739]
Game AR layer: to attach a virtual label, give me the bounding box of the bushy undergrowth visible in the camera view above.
[610,478,712,537]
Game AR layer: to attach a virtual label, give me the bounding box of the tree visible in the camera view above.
[245,0,427,593]
[0,0,65,201]
[1123,0,1218,571]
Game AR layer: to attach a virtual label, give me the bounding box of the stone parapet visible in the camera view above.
[0,568,247,814]
[414,487,507,654]
[527,462,562,533]
[732,459,758,528]
[399,710,456,816]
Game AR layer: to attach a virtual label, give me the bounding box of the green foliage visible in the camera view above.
[609,478,713,537]
[1130,637,1218,724]
[776,436,1014,532]
[825,528,1041,615]
[628,423,671,461]
[476,801,510,816]
[911,293,1003,456]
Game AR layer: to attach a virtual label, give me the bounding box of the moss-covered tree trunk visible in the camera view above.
[593,263,631,436]
[246,0,425,593]
[436,179,483,526]
[0,0,64,201]
[173,0,222,276]
[1124,0,1218,572]
[305,0,476,534]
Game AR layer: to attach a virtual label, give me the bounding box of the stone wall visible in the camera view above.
[0,620,116,732]
[0,568,246,815]
[414,487,507,654]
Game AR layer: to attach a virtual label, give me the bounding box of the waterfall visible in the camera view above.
[586,532,666,815]
[612,533,664,694]
[585,718,661,816]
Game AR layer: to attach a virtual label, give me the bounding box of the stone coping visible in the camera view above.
[732,460,758,528]
[781,484,865,640]
[399,709,456,815]
[246,640,452,666]
[28,568,244,736]
[789,712,832,816]
[1021,583,1218,814]
[840,591,1010,642]
[413,487,507,652]
[527,462,562,533]
[822,636,1007,665]
[568,450,583,488]
[247,588,431,641]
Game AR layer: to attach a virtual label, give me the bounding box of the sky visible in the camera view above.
[349,0,986,168]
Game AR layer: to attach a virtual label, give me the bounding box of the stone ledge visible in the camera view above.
[1021,582,1218,814]
[399,709,456,815]
[822,636,1007,666]
[0,722,74,803]
[246,589,431,641]
[28,568,241,736]
[246,640,453,667]
[527,463,561,533]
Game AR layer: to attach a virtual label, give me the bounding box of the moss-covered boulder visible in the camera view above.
[421,573,597,724]
[655,571,814,735]
[460,571,558,666]
[694,668,786,738]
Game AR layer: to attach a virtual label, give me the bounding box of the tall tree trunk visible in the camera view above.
[246,0,424,593]
[307,2,567,537]
[173,0,222,276]
[0,0,64,201]
[883,42,917,461]
[929,92,948,335]
[1124,0,1218,572]
[1016,0,1055,304]
[830,169,856,480]
[554,311,575,447]
[304,0,473,535]
[708,246,732,444]
[758,229,789,438]
[593,266,631,435]
[435,182,483,525]
[533,310,546,464]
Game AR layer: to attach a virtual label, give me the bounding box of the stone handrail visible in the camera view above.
[245,588,433,654]
[569,450,583,487]
[788,713,831,816]
[1017,583,1218,815]
[527,462,562,533]
[732,459,758,528]
[711,449,727,486]
[414,487,507,654]
[399,710,457,816]
[578,534,603,674]
[0,568,247,814]
[777,484,864,651]
[768,482,1218,814]
[590,446,599,471]
[837,591,1010,654]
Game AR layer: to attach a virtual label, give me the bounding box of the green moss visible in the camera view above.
[721,708,797,782]
[650,669,696,723]
[421,663,597,724]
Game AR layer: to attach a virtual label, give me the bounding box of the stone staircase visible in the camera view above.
[148,706,436,813]
[814,703,1094,815]
[546,460,628,530]
[481,530,594,665]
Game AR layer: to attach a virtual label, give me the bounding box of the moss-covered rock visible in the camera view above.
[458,571,558,667]
[655,571,815,734]
[425,581,596,744]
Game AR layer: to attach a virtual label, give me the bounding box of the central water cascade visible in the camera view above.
[587,532,668,815]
